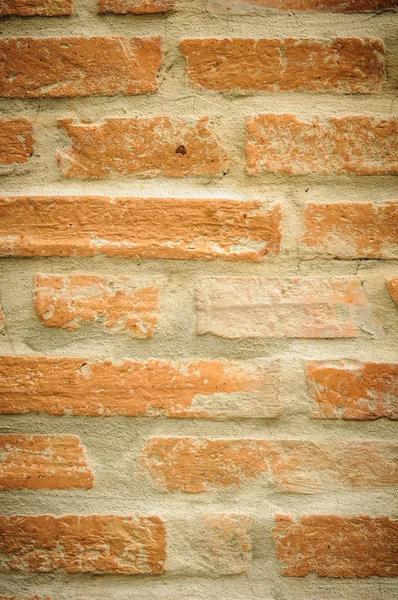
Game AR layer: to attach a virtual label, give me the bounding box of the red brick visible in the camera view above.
[0,355,279,418]
[196,277,383,339]
[307,361,398,420]
[0,0,72,15]
[246,114,398,175]
[181,38,384,93]
[0,196,280,261]
[58,118,228,178]
[273,515,398,577]
[0,37,162,98]
[34,273,160,338]
[0,434,93,490]
[387,278,398,305]
[302,201,398,258]
[0,118,33,175]
[210,0,398,13]
[139,437,398,493]
[99,0,174,13]
[0,515,166,574]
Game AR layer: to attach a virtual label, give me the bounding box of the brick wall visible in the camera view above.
[0,1,397,599]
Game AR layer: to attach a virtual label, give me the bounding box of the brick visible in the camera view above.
[387,278,398,305]
[302,201,398,258]
[196,277,383,339]
[0,434,93,490]
[58,118,228,179]
[181,38,384,94]
[246,114,398,175]
[199,514,252,574]
[209,0,398,13]
[99,0,174,13]
[0,37,162,98]
[0,515,166,574]
[273,515,398,577]
[0,196,280,261]
[307,361,398,420]
[0,119,33,175]
[0,597,50,600]
[34,273,160,338]
[0,0,72,16]
[0,355,279,418]
[139,437,398,493]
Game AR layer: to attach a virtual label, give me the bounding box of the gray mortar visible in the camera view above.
[0,0,398,598]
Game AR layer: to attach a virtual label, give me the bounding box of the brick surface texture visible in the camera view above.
[0,355,280,417]
[0,0,72,15]
[0,119,33,175]
[181,38,385,93]
[0,196,280,260]
[0,0,397,598]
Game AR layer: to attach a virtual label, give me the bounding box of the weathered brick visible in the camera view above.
[58,118,228,178]
[0,597,50,600]
[181,38,384,93]
[0,515,166,574]
[139,437,398,493]
[387,278,398,305]
[246,115,398,175]
[0,196,280,261]
[209,0,398,13]
[0,355,279,418]
[273,515,398,577]
[34,273,160,338]
[0,37,162,98]
[307,361,398,420]
[0,119,33,175]
[99,0,174,13]
[302,201,398,258]
[196,277,383,339]
[0,434,93,490]
[199,514,252,574]
[0,0,72,15]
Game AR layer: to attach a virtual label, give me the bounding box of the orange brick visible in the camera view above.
[210,0,398,13]
[246,114,398,175]
[0,196,280,261]
[302,201,398,258]
[99,0,174,13]
[0,118,33,175]
[387,278,398,305]
[0,597,51,600]
[273,515,398,577]
[196,277,383,339]
[0,37,162,98]
[58,118,228,178]
[34,273,160,338]
[0,515,166,574]
[0,434,93,489]
[307,361,398,420]
[0,0,72,15]
[139,437,398,493]
[181,38,384,93]
[0,355,280,418]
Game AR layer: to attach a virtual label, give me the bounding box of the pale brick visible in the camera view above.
[196,277,383,339]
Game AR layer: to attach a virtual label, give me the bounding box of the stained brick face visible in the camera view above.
[0,0,397,596]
